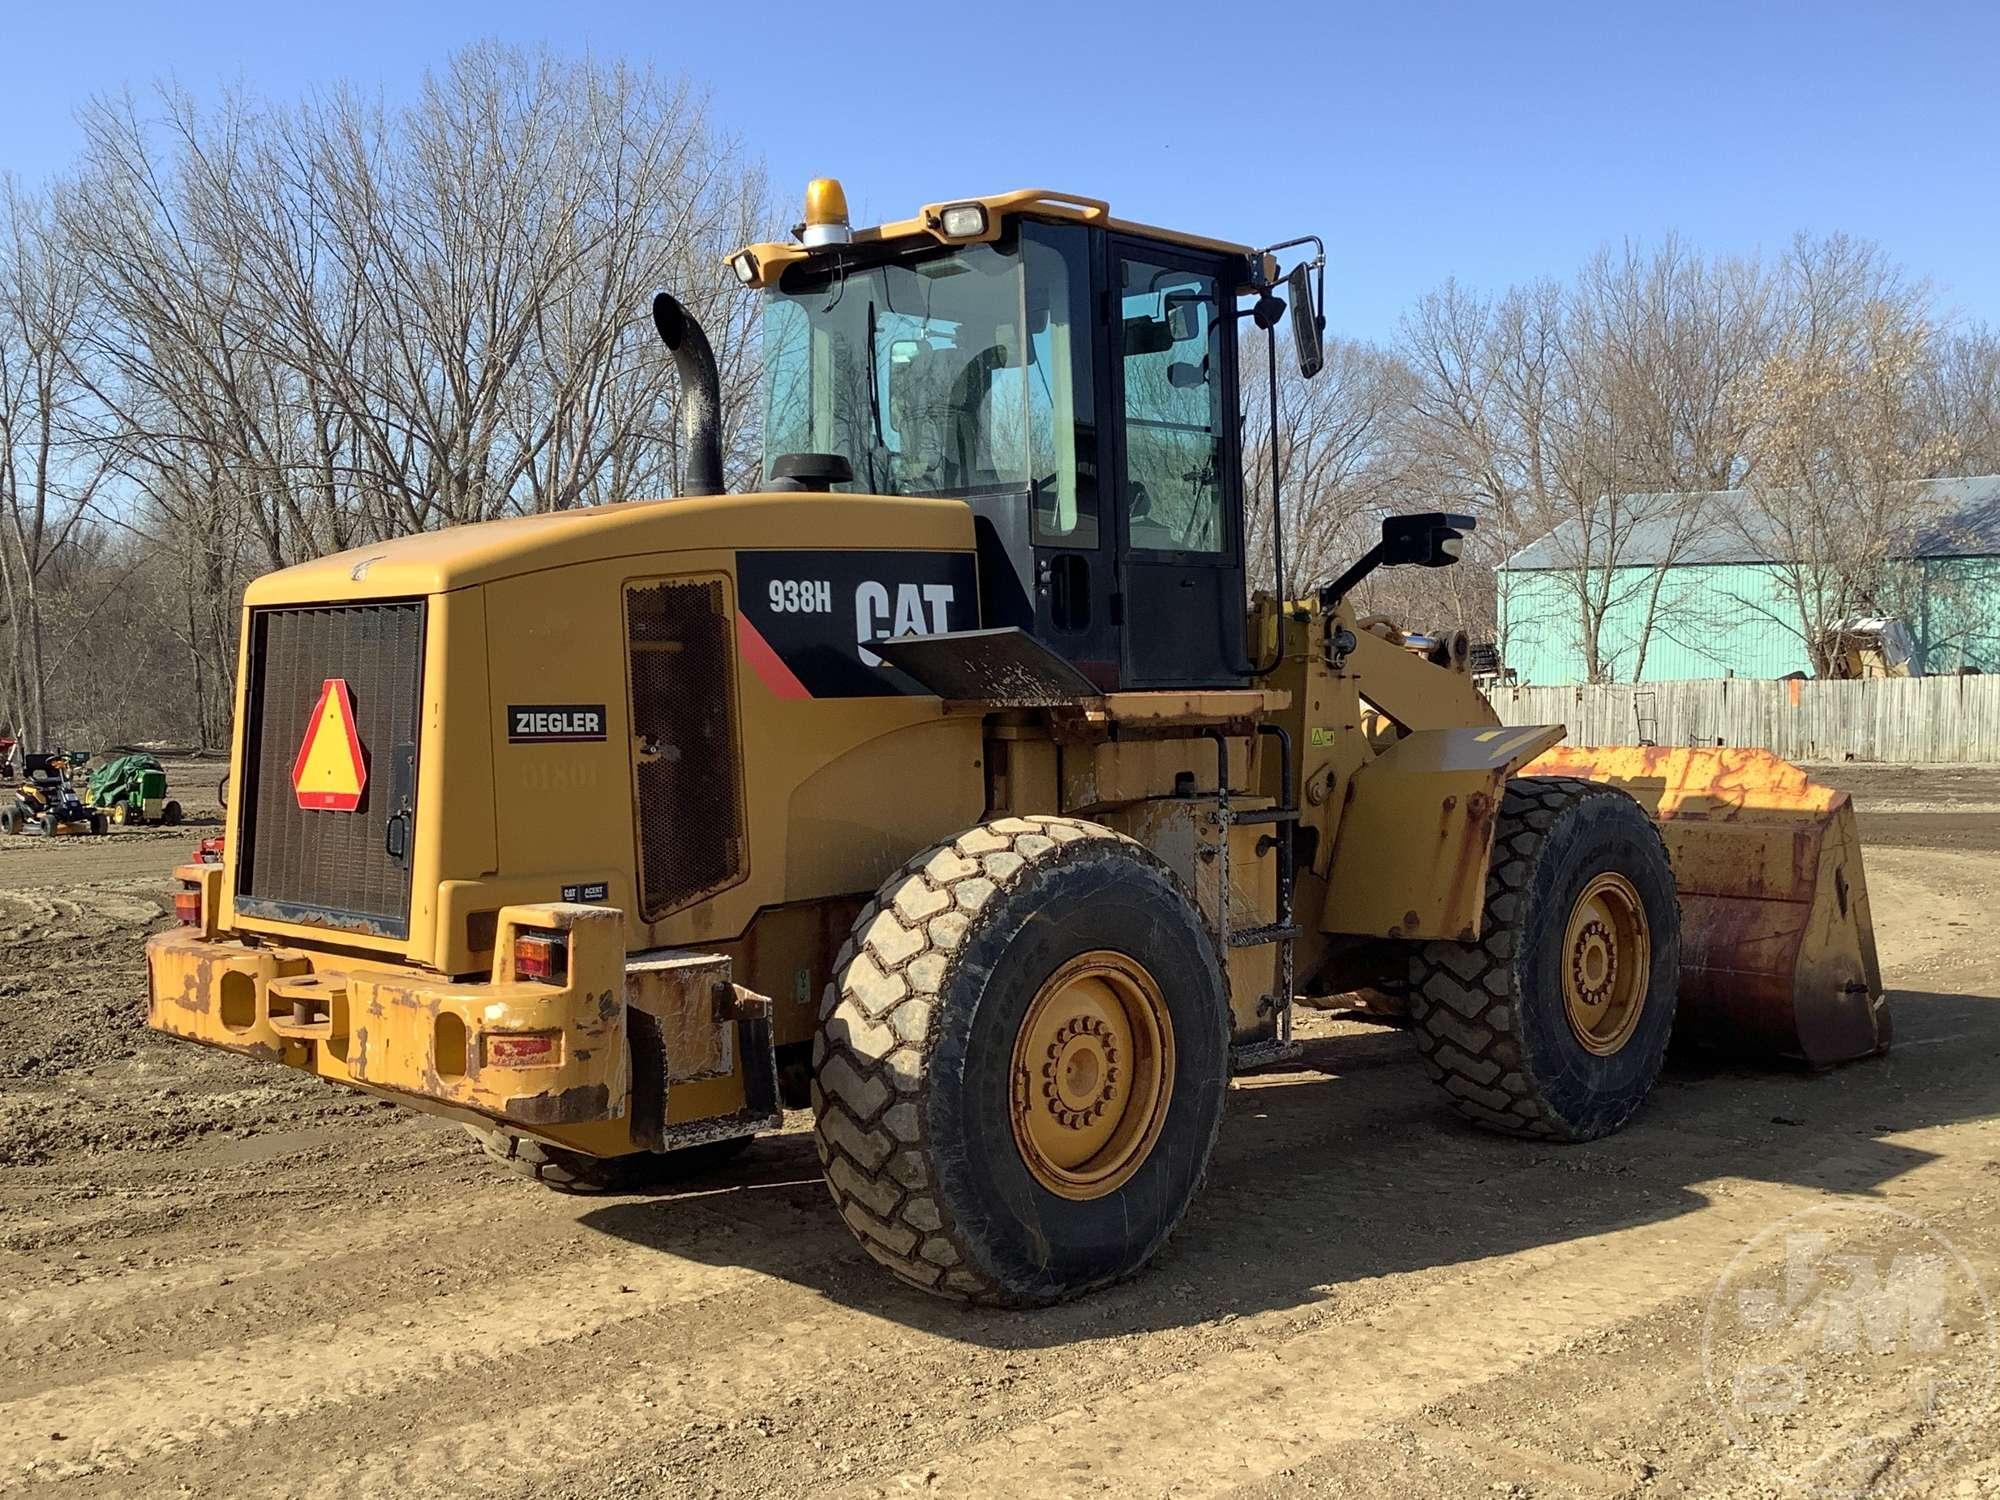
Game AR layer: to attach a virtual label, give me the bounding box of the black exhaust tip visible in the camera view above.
[651,292,724,498]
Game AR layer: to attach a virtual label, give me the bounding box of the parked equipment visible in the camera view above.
[87,754,183,826]
[144,183,1888,1305]
[6,751,105,837]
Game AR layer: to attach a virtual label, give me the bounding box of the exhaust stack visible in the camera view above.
[651,292,724,497]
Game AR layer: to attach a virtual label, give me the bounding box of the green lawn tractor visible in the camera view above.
[86,754,182,827]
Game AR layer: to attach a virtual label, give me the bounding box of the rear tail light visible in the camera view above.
[513,930,569,984]
[174,884,203,926]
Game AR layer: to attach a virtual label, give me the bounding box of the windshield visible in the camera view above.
[761,221,1096,545]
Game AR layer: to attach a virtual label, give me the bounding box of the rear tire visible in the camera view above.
[162,800,183,826]
[2,806,20,836]
[88,812,109,836]
[1408,777,1679,1142]
[813,816,1231,1305]
[465,1126,752,1193]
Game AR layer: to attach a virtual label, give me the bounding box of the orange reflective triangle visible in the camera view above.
[291,678,368,811]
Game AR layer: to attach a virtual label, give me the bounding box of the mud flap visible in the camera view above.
[1526,746,1888,1067]
[626,950,782,1151]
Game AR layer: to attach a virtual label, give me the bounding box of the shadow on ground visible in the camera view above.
[581,986,2000,1349]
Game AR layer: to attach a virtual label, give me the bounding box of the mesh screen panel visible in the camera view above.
[236,603,425,936]
[628,579,746,919]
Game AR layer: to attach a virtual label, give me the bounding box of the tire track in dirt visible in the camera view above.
[0,1193,847,1490]
[0,1178,528,1333]
[53,1087,1988,1500]
[840,1127,2000,1500]
[1236,1232,2000,1500]
[0,1191,608,1394]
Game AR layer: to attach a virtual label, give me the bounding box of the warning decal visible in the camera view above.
[291,677,368,811]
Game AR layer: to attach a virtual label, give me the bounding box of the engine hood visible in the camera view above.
[242,491,975,606]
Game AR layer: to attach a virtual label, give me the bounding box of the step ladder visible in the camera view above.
[1203,727,1303,1072]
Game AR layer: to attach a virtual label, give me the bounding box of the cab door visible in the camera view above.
[1108,241,1246,688]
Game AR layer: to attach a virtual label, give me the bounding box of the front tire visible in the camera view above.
[1408,777,1679,1142]
[813,816,1231,1305]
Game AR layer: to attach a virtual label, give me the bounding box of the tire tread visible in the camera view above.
[1407,776,1672,1142]
[813,815,1220,1304]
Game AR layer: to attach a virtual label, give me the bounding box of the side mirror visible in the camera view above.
[1318,512,1476,609]
[1380,512,1475,569]
[1287,261,1324,379]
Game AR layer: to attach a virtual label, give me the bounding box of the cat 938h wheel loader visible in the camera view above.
[146,182,1888,1305]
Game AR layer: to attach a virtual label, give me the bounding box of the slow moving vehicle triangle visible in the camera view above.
[291,678,367,811]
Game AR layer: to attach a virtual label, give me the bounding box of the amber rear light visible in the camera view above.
[513,930,568,985]
[174,884,203,926]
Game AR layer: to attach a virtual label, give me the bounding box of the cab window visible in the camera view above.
[760,223,1097,547]
[1118,258,1225,554]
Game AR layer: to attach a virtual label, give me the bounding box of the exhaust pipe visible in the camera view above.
[651,292,724,497]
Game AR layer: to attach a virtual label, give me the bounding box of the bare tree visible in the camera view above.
[1918,324,2000,477]
[0,182,119,746]
[23,45,773,745]
[1241,334,1413,596]
[1393,239,1783,680]
[1730,234,1959,676]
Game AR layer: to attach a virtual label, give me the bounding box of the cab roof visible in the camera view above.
[730,188,1277,291]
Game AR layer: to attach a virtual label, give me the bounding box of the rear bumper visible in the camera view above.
[146,900,783,1152]
[145,912,631,1131]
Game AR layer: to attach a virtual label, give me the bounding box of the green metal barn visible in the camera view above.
[1497,475,2000,684]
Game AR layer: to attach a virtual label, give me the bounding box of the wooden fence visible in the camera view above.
[1485,675,2000,762]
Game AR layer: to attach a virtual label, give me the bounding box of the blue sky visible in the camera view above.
[3,0,1996,342]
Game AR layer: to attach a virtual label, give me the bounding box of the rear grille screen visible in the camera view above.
[627,579,746,919]
[237,602,425,937]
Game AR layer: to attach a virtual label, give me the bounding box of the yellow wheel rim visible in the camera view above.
[1561,872,1651,1056]
[1009,951,1175,1201]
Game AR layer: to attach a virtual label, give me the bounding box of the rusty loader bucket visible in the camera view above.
[1525,746,1888,1067]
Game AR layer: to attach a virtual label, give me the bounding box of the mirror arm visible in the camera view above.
[1319,543,1386,612]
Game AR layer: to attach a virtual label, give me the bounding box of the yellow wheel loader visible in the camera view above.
[145,182,1887,1304]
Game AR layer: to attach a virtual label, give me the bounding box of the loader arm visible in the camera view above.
[1343,625,1501,732]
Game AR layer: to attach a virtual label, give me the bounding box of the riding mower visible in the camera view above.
[86,753,182,826]
[5,751,107,837]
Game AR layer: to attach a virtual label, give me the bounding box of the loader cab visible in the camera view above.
[756,205,1255,690]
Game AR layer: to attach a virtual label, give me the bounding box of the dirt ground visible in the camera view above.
[2,761,1997,1500]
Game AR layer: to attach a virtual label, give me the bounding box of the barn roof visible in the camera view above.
[1500,474,2000,571]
